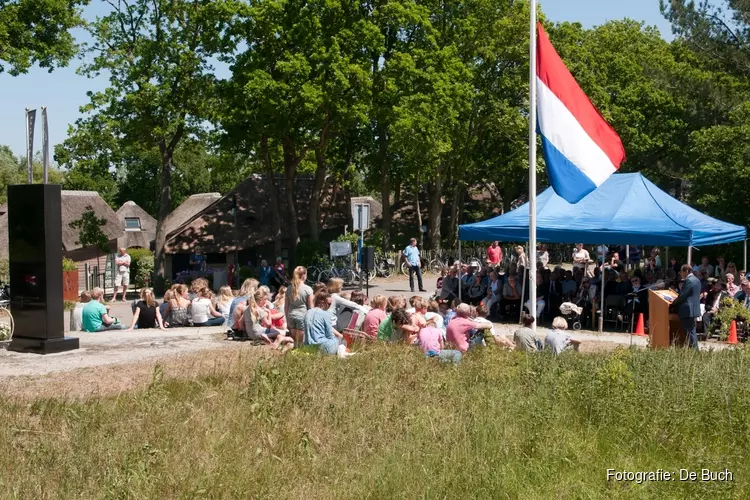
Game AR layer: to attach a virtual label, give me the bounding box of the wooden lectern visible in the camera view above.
[648,289,687,349]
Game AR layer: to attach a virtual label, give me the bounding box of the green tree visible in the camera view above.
[0,0,85,75]
[0,146,65,203]
[69,205,109,257]
[77,0,240,277]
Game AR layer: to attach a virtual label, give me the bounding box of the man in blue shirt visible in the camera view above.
[403,238,426,292]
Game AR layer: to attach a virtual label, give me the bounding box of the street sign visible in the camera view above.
[352,203,370,232]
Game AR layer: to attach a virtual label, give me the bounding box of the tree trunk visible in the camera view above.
[282,136,301,263]
[427,163,443,252]
[262,135,283,256]
[415,172,424,249]
[154,140,173,278]
[394,181,401,205]
[308,147,328,241]
[377,123,391,251]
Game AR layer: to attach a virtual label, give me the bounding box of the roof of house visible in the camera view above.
[161,193,222,241]
[0,190,122,258]
[351,196,383,223]
[164,174,349,254]
[116,201,158,249]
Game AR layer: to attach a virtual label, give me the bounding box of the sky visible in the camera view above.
[0,0,674,159]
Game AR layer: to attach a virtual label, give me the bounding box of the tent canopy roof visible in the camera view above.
[459,173,746,247]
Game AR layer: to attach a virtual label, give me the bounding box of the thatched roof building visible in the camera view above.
[0,190,122,259]
[161,193,221,242]
[164,175,349,254]
[116,201,157,249]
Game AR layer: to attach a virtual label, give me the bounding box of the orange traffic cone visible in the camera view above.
[728,320,738,345]
[633,313,648,337]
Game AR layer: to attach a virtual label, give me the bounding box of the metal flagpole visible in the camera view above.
[42,107,49,184]
[25,109,31,184]
[744,240,747,273]
[528,0,538,331]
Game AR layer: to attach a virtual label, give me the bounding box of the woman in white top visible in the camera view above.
[572,243,590,270]
[190,287,225,327]
[327,277,367,325]
[538,244,550,269]
[216,286,234,325]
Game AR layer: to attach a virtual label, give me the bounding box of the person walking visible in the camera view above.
[672,264,702,350]
[112,247,131,302]
[403,238,426,293]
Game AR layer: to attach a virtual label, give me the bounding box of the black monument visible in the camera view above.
[6,184,79,354]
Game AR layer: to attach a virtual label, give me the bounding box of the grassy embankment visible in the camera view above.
[1,345,748,498]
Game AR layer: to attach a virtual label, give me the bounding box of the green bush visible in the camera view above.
[128,249,154,288]
[295,239,327,267]
[238,265,257,282]
[335,232,361,247]
[63,300,76,311]
[62,258,78,272]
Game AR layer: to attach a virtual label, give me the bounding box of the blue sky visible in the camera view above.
[0,0,673,159]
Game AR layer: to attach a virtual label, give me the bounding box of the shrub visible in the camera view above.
[63,300,76,311]
[238,265,257,282]
[128,249,154,288]
[295,239,327,267]
[62,258,78,272]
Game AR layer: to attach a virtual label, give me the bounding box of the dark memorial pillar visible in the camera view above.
[7,184,79,354]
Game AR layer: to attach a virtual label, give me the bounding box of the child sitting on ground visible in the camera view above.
[70,290,92,331]
[387,295,407,313]
[419,323,461,364]
[216,286,234,325]
[444,298,462,325]
[472,303,515,349]
[425,299,445,332]
[378,308,419,342]
[363,295,387,337]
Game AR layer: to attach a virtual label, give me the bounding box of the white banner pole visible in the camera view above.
[529,0,538,331]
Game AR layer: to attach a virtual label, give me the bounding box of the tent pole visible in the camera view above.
[599,245,607,333]
[665,247,669,270]
[625,244,630,271]
[520,264,528,325]
[744,240,747,272]
[687,246,692,267]
[458,240,462,301]
[528,0,538,331]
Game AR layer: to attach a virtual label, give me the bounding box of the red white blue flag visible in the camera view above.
[536,23,625,204]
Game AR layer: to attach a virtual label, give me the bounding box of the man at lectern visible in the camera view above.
[672,264,701,350]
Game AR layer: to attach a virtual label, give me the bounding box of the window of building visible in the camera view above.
[124,217,141,231]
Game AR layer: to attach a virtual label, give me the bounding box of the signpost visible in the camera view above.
[352,203,370,290]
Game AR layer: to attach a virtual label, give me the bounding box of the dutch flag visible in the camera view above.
[536,23,625,204]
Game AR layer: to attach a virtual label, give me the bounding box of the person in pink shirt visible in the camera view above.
[362,295,388,337]
[446,303,485,352]
[487,241,503,266]
[419,325,462,363]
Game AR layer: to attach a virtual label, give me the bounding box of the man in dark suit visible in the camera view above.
[672,264,702,349]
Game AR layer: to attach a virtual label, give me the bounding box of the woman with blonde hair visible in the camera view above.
[228,278,259,330]
[216,286,234,324]
[127,288,166,330]
[163,284,191,327]
[190,287,225,327]
[285,266,314,345]
[189,278,209,301]
[246,288,293,350]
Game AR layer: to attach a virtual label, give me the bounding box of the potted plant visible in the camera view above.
[62,258,79,302]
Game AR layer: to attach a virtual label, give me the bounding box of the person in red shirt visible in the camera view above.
[487,241,503,267]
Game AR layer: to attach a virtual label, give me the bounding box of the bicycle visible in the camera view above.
[318,258,357,285]
[374,254,395,278]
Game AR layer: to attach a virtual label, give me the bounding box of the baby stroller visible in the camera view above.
[559,302,583,331]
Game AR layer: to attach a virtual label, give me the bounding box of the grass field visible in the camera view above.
[1,345,749,498]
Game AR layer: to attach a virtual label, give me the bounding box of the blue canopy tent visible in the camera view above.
[459,173,746,246]
[458,173,746,332]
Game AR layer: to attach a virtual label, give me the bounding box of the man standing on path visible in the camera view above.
[672,264,701,349]
[112,247,131,303]
[403,238,426,293]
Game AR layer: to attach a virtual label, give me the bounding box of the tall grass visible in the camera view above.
[1,346,749,498]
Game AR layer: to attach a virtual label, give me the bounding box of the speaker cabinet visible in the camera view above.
[7,184,79,354]
[362,247,375,271]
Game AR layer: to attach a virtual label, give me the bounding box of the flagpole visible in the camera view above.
[528,0,538,331]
